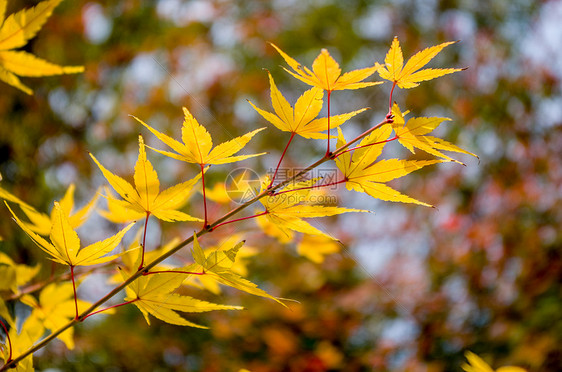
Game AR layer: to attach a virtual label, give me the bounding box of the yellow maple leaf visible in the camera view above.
[258,177,367,240]
[188,234,257,295]
[0,252,40,295]
[255,212,294,243]
[203,182,231,204]
[133,107,265,225]
[297,234,341,263]
[6,201,133,267]
[248,72,367,139]
[391,103,477,164]
[0,183,98,236]
[462,351,527,372]
[0,0,84,95]
[0,315,43,371]
[334,127,442,207]
[106,234,176,285]
[20,283,92,350]
[378,36,464,89]
[270,43,381,155]
[133,108,265,166]
[91,135,202,223]
[97,186,137,224]
[270,43,381,92]
[191,233,282,304]
[123,268,242,329]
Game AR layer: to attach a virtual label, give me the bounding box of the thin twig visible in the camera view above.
[200,163,208,227]
[144,270,205,276]
[334,135,398,158]
[0,319,12,365]
[269,132,295,188]
[325,90,332,157]
[211,211,269,231]
[70,266,78,320]
[80,299,138,321]
[6,264,114,302]
[272,179,347,195]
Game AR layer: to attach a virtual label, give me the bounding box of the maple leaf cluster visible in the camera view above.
[0,2,497,369]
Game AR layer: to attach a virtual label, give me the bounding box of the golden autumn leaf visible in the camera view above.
[132,108,266,166]
[255,212,294,243]
[20,283,93,350]
[123,268,242,329]
[203,182,231,204]
[106,234,175,285]
[134,108,266,225]
[0,0,84,94]
[188,234,257,295]
[6,201,133,267]
[258,177,367,240]
[0,184,98,236]
[297,234,341,263]
[0,252,40,295]
[462,351,527,372]
[248,72,367,139]
[270,43,381,92]
[190,234,282,304]
[91,135,202,223]
[378,36,464,89]
[391,103,477,164]
[0,315,43,371]
[334,127,443,207]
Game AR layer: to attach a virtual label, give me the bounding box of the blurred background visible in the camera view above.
[0,0,560,371]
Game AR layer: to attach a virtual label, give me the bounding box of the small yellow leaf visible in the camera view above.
[192,234,283,304]
[28,282,91,350]
[91,135,202,223]
[256,213,294,243]
[270,43,382,92]
[125,269,242,328]
[297,235,340,263]
[391,103,477,164]
[259,177,367,239]
[462,351,527,372]
[7,201,132,267]
[133,107,266,166]
[249,72,367,139]
[203,182,231,204]
[334,127,442,207]
[0,315,41,371]
[0,183,98,236]
[378,37,463,88]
